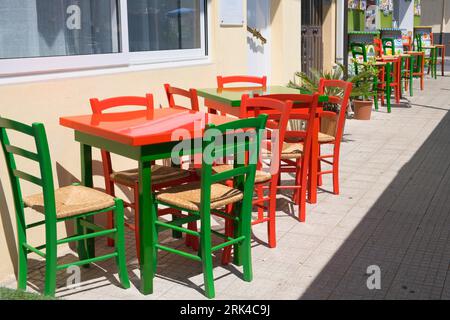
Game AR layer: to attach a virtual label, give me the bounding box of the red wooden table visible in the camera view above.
[60,108,236,295]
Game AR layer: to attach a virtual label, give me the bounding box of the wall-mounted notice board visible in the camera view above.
[220,0,244,26]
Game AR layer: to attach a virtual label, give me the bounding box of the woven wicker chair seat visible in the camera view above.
[24,185,115,219]
[110,165,191,186]
[318,132,335,143]
[263,142,304,159]
[210,164,271,183]
[156,181,243,211]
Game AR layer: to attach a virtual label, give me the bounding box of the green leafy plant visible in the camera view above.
[288,60,379,103]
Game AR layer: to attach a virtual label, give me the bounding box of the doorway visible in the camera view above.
[301,0,324,77]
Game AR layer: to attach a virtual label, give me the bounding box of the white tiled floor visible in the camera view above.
[2,70,450,300]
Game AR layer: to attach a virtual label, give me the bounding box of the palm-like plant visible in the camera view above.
[288,61,379,101]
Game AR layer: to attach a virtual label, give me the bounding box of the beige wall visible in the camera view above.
[0,0,303,282]
[421,0,450,33]
[322,0,337,72]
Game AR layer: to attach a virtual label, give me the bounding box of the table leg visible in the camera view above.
[308,117,319,204]
[385,62,392,113]
[80,143,95,259]
[139,159,156,295]
[410,55,414,97]
[442,46,446,76]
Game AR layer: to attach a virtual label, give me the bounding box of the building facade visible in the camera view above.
[0,0,342,282]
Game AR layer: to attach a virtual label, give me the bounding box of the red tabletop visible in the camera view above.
[60,108,234,146]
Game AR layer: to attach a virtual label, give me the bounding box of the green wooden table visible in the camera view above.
[60,109,238,295]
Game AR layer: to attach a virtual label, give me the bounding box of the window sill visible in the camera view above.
[0,56,213,86]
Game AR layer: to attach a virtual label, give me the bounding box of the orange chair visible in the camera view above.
[164,84,200,112]
[316,79,353,195]
[219,95,293,257]
[374,38,384,57]
[90,94,197,260]
[217,75,267,89]
[255,93,320,222]
[402,35,413,52]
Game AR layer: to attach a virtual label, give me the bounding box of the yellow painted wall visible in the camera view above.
[0,0,305,282]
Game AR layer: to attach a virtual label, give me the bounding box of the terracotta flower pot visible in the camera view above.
[353,100,373,120]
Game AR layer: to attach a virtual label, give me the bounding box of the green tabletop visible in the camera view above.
[197,85,328,107]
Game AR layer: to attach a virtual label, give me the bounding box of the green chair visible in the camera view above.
[415,34,437,79]
[0,117,130,297]
[382,37,395,56]
[153,115,267,299]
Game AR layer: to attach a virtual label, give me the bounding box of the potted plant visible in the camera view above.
[288,63,347,132]
[349,59,379,120]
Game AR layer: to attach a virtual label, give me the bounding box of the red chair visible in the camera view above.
[257,94,320,221]
[379,56,402,105]
[316,79,353,195]
[374,38,383,57]
[164,84,200,112]
[90,94,197,260]
[220,95,294,264]
[402,35,412,52]
[217,75,267,89]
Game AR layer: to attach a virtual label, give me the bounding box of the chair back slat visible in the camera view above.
[217,75,267,89]
[164,84,199,111]
[13,169,43,186]
[4,144,39,162]
[90,94,154,114]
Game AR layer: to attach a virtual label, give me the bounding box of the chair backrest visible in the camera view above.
[256,93,320,160]
[402,35,412,51]
[0,117,57,225]
[350,43,367,75]
[217,75,267,89]
[382,38,395,56]
[199,115,268,215]
[89,94,155,180]
[374,38,383,57]
[90,94,154,114]
[240,95,293,171]
[164,84,199,112]
[318,79,353,144]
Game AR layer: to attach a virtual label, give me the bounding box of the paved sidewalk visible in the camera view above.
[2,73,450,300]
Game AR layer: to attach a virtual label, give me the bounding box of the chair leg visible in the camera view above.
[333,155,340,195]
[105,181,116,248]
[76,218,90,268]
[114,199,131,289]
[133,184,141,263]
[267,178,278,248]
[186,221,199,251]
[44,222,57,297]
[172,213,183,239]
[17,220,28,291]
[256,185,264,221]
[293,157,303,205]
[221,218,233,265]
[299,161,309,222]
[200,225,215,298]
[240,201,253,283]
[317,146,323,187]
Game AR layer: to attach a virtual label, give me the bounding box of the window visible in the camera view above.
[0,0,207,77]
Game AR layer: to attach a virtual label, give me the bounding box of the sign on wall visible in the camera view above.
[219,0,244,26]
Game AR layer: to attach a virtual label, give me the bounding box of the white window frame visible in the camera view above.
[0,0,208,77]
